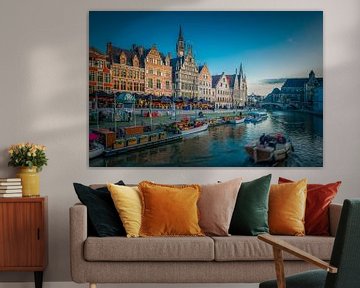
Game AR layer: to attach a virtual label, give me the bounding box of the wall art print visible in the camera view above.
[89,11,323,167]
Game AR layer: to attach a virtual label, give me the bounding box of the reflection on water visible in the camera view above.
[90,111,323,167]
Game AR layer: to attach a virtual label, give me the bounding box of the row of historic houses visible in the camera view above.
[89,27,248,109]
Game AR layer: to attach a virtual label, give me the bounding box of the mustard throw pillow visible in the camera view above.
[138,181,203,237]
[269,179,307,236]
[107,183,142,238]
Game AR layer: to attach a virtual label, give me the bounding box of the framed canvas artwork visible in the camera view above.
[89,11,323,167]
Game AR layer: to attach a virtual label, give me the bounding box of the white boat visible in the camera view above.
[180,123,209,135]
[245,133,293,163]
[89,142,104,159]
[229,117,245,124]
[258,111,268,120]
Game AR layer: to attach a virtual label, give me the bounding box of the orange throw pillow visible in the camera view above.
[269,179,307,236]
[279,177,341,236]
[138,181,204,237]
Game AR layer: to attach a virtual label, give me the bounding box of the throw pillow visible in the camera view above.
[107,183,142,238]
[138,181,203,237]
[229,174,272,236]
[279,177,341,236]
[198,178,242,236]
[269,179,307,236]
[73,181,126,237]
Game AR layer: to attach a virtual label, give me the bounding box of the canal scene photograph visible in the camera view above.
[89,11,323,167]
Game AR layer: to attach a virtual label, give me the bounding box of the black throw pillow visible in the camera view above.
[73,181,126,237]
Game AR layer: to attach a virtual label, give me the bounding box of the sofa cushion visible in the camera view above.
[269,179,307,236]
[212,236,334,261]
[279,177,341,236]
[139,181,203,237]
[84,236,214,261]
[73,181,126,237]
[107,184,142,238]
[229,174,271,236]
[198,178,242,236]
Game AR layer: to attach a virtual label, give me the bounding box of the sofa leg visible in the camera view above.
[89,283,97,288]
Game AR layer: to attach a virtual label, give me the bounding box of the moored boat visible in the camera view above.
[180,122,209,135]
[245,133,293,163]
[89,142,104,159]
[229,117,245,124]
[209,117,226,127]
[258,111,268,120]
[245,111,268,123]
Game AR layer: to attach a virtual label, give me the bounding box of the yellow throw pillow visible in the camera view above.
[269,179,307,236]
[107,183,142,238]
[138,181,204,237]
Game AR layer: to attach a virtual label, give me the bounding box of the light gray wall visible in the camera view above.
[0,0,359,282]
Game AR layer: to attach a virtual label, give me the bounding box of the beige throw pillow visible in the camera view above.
[198,178,242,236]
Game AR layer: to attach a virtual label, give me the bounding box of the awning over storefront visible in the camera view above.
[115,92,135,103]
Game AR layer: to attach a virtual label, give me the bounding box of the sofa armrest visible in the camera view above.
[329,203,342,237]
[69,203,88,283]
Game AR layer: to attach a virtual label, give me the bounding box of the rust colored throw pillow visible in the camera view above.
[198,178,242,236]
[269,179,307,236]
[138,181,204,237]
[278,177,341,236]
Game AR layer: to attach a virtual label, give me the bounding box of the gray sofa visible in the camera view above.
[70,202,342,287]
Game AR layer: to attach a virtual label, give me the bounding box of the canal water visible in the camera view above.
[90,111,323,167]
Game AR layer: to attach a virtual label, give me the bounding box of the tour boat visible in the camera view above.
[89,142,104,159]
[245,133,293,163]
[179,122,209,135]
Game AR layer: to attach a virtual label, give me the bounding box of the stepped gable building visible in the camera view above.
[211,64,248,109]
[281,70,323,110]
[89,47,113,94]
[171,26,199,98]
[143,45,172,96]
[212,73,232,109]
[106,43,172,96]
[106,42,145,94]
[226,63,248,108]
[226,72,239,107]
[198,64,214,102]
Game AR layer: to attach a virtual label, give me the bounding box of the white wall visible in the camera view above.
[0,0,359,283]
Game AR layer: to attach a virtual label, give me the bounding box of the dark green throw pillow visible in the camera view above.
[73,181,126,237]
[229,174,272,236]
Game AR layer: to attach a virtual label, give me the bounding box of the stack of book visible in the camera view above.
[0,178,22,197]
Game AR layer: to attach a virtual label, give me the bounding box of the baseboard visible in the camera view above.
[0,282,259,288]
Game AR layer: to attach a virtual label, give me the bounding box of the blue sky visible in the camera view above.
[90,11,323,95]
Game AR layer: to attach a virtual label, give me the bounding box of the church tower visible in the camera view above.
[239,63,244,80]
[176,26,185,57]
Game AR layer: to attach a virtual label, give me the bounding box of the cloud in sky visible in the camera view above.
[248,81,285,96]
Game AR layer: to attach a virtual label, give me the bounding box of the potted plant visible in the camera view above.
[8,143,48,197]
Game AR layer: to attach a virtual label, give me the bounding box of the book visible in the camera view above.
[0,178,21,182]
[0,185,22,190]
[0,182,22,186]
[0,189,22,193]
[0,193,22,198]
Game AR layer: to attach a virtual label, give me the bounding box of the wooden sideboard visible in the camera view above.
[0,197,48,288]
